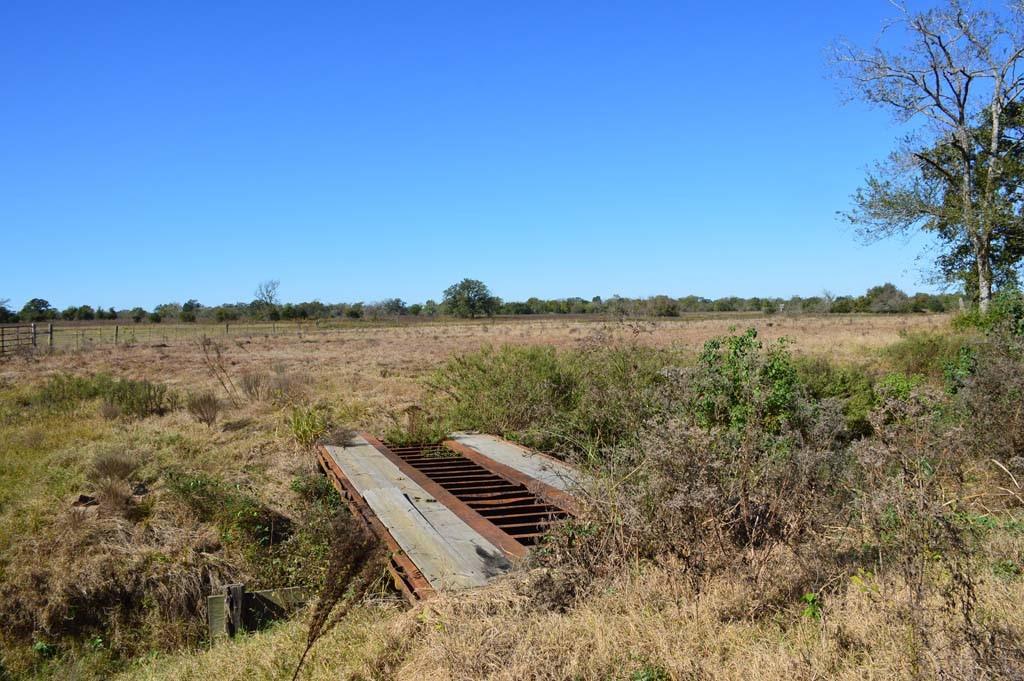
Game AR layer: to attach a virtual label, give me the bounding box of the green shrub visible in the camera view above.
[875,372,925,402]
[942,344,978,394]
[883,331,970,380]
[428,344,669,457]
[687,328,800,434]
[953,288,1024,336]
[795,356,875,438]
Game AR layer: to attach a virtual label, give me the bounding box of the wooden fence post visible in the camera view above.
[48,323,53,350]
[225,583,245,637]
[31,323,37,348]
[114,325,119,345]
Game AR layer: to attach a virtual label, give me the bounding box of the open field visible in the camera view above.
[3,312,1022,680]
[0,313,953,423]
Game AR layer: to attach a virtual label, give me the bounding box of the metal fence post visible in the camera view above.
[114,325,119,345]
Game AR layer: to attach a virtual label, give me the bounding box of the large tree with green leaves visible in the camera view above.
[833,0,1024,309]
[442,279,501,318]
[19,298,56,322]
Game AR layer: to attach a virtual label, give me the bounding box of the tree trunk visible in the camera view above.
[977,244,993,312]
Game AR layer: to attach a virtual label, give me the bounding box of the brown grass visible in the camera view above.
[117,559,1024,681]
[0,314,952,435]
[1,314,982,680]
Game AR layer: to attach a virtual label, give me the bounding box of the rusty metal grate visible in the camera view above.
[383,442,570,546]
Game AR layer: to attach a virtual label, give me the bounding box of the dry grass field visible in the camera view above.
[4,312,1022,681]
[0,313,952,426]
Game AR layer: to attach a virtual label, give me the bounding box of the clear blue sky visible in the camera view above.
[1,0,945,310]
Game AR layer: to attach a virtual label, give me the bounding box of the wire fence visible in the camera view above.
[0,320,331,355]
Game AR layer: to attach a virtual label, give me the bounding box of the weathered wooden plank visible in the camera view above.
[362,488,501,590]
[207,594,226,638]
[323,438,511,590]
[448,432,580,493]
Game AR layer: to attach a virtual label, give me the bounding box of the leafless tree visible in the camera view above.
[832,1,1024,310]
[254,279,280,307]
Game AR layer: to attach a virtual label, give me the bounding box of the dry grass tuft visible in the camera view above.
[186,391,221,427]
[89,450,139,483]
[240,366,310,405]
[0,498,235,660]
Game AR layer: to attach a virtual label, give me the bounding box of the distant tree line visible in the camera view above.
[0,280,964,324]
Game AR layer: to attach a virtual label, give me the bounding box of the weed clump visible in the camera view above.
[185,391,220,427]
[104,379,171,418]
[37,373,115,406]
[239,366,308,404]
[287,405,331,448]
[34,373,172,418]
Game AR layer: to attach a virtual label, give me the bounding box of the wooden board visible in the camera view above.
[207,586,311,638]
[448,432,580,493]
[323,437,511,591]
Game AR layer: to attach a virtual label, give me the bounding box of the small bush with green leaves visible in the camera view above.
[684,327,801,434]
[875,372,924,402]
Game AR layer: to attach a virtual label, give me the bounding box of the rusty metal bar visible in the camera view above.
[373,436,573,548]
[442,439,580,516]
[359,433,530,558]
